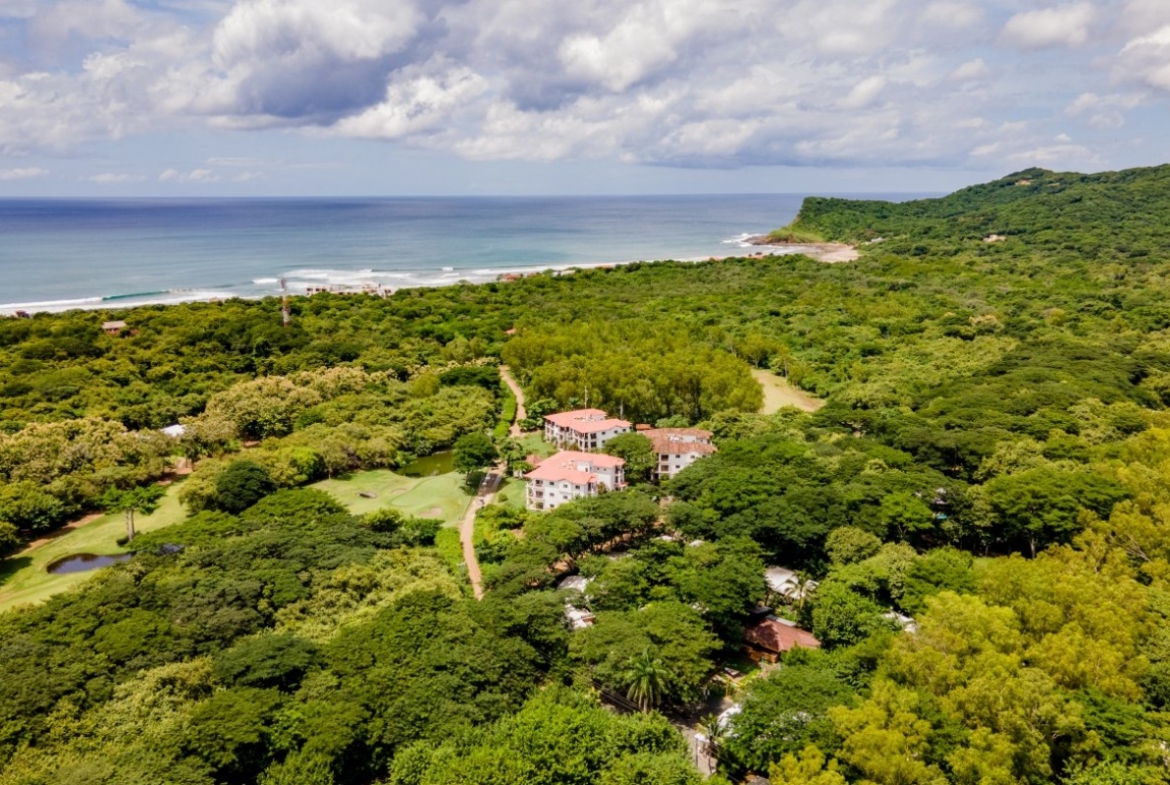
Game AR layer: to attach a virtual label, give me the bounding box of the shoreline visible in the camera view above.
[743,236,860,262]
[0,248,832,317]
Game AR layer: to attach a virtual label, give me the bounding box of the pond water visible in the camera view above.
[400,450,456,478]
[46,553,132,574]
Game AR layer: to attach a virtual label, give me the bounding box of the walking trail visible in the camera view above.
[460,467,502,600]
[461,366,528,600]
[500,365,528,437]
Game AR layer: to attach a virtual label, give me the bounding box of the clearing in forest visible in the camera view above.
[752,369,826,414]
[0,482,187,613]
[313,469,472,525]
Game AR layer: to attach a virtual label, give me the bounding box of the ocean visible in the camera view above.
[0,194,908,314]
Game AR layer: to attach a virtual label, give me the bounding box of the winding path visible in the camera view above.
[500,365,528,438]
[460,467,502,600]
[460,367,528,600]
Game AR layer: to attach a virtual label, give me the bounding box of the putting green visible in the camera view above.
[0,482,187,614]
[312,469,473,527]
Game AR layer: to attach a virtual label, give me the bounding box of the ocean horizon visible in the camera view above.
[0,193,922,314]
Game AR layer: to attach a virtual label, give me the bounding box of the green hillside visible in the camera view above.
[789,164,1170,260]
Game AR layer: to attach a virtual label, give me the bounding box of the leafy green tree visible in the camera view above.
[726,659,854,772]
[453,432,498,475]
[0,520,21,557]
[212,460,277,514]
[825,526,881,565]
[877,491,934,542]
[101,484,166,542]
[809,583,896,649]
[603,433,656,484]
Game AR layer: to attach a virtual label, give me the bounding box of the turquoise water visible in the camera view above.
[0,194,914,314]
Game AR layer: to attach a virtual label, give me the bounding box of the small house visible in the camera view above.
[744,616,820,663]
[102,320,127,336]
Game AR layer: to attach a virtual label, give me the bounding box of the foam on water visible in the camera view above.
[0,194,920,315]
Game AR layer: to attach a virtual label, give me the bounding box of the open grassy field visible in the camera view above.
[494,477,527,510]
[752,369,826,414]
[0,481,188,613]
[312,469,473,526]
[518,432,558,459]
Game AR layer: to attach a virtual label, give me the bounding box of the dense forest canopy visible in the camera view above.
[3,165,1170,784]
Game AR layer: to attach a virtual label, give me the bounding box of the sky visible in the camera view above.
[1,0,1169,196]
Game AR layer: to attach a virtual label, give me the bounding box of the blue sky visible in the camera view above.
[1,0,1169,196]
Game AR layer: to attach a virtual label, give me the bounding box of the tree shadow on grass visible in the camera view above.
[0,556,33,589]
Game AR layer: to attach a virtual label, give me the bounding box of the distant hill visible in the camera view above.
[784,164,1170,261]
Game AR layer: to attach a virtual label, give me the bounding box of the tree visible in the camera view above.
[212,460,276,514]
[0,520,21,557]
[826,527,881,565]
[624,647,671,712]
[101,484,166,542]
[809,582,895,649]
[603,433,656,484]
[877,491,934,542]
[453,432,498,475]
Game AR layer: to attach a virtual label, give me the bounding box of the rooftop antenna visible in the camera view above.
[280,278,291,328]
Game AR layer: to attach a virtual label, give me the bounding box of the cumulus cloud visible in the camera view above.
[0,0,1164,174]
[1115,25,1170,91]
[82,172,144,182]
[999,3,1093,50]
[1066,91,1143,128]
[0,166,47,179]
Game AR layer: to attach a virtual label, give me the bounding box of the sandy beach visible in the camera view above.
[743,236,860,263]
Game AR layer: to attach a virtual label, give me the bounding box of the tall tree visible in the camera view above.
[101,484,166,542]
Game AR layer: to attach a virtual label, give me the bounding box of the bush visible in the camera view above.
[212,460,277,514]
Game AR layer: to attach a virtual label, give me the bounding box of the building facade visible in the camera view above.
[640,427,717,480]
[543,409,632,452]
[524,451,626,511]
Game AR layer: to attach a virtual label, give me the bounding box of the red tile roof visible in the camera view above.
[545,409,608,427]
[744,618,820,653]
[569,418,631,434]
[524,450,625,483]
[642,428,717,456]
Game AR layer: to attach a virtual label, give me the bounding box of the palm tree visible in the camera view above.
[695,712,726,765]
[623,647,671,712]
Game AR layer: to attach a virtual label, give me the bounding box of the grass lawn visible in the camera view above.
[752,369,826,414]
[518,432,557,459]
[0,481,188,614]
[312,469,473,527]
[494,477,527,510]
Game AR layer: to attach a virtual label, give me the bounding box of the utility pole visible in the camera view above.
[280,278,291,328]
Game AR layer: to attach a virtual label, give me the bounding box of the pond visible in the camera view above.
[46,553,131,575]
[400,450,456,478]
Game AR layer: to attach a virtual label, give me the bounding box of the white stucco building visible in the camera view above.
[524,451,626,511]
[544,409,632,452]
[640,427,717,480]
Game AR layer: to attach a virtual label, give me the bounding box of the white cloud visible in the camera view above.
[83,172,144,182]
[838,75,887,109]
[950,58,989,81]
[999,3,1093,50]
[159,167,221,182]
[1115,24,1170,91]
[0,166,47,180]
[1066,91,1142,128]
[0,0,1162,176]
